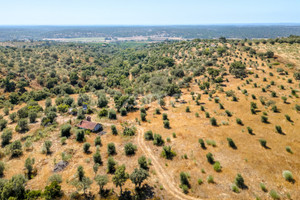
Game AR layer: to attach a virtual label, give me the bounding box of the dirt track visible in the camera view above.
[136,126,201,200]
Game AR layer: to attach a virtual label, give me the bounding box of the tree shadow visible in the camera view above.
[119,184,154,200]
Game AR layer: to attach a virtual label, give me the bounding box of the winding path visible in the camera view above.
[136,126,201,200]
[102,122,201,200]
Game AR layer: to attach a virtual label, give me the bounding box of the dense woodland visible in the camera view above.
[0,36,299,200]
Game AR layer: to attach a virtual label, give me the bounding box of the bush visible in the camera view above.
[140,112,147,121]
[138,156,148,170]
[108,109,117,119]
[120,108,127,116]
[260,182,267,192]
[162,113,168,120]
[206,153,214,164]
[10,140,23,157]
[227,138,237,149]
[0,161,5,176]
[98,108,108,118]
[285,114,291,122]
[123,127,135,136]
[185,106,190,112]
[107,143,116,155]
[210,117,217,126]
[213,161,222,172]
[42,140,52,154]
[247,127,253,134]
[236,118,243,125]
[198,139,206,149]
[229,61,247,78]
[0,119,8,131]
[259,139,267,148]
[9,112,17,122]
[163,120,170,128]
[43,181,62,200]
[275,125,282,134]
[231,184,240,193]
[179,172,190,189]
[207,175,214,183]
[76,130,85,142]
[83,143,91,153]
[269,189,280,200]
[225,110,232,117]
[107,156,117,174]
[94,136,101,146]
[161,146,176,160]
[124,143,137,156]
[235,174,245,188]
[285,146,293,154]
[155,108,160,114]
[296,104,300,112]
[144,130,154,140]
[282,170,294,182]
[16,118,29,132]
[261,116,268,123]
[153,134,165,146]
[93,147,102,165]
[60,124,71,137]
[1,129,12,147]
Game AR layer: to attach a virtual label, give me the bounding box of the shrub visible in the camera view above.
[76,130,85,142]
[205,112,210,118]
[285,146,293,154]
[210,117,217,126]
[206,153,214,164]
[60,124,71,137]
[0,119,8,131]
[213,161,222,172]
[111,125,118,135]
[42,140,52,154]
[227,138,237,149]
[236,118,243,125]
[98,108,108,117]
[107,143,116,155]
[108,109,117,119]
[260,182,267,192]
[9,112,17,122]
[162,113,168,120]
[259,139,267,148]
[83,143,91,153]
[144,130,154,140]
[44,181,62,200]
[207,175,214,183]
[153,134,165,146]
[161,146,176,160]
[225,110,232,117]
[198,139,206,149]
[296,104,300,111]
[10,140,23,157]
[140,112,147,121]
[155,108,160,114]
[285,114,291,122]
[247,127,253,134]
[235,174,245,188]
[16,118,29,132]
[282,170,294,182]
[275,125,282,134]
[93,147,102,165]
[120,108,127,116]
[231,184,240,193]
[123,127,136,136]
[197,179,203,185]
[138,156,148,170]
[163,120,170,128]
[269,189,280,200]
[179,172,190,189]
[107,156,117,174]
[124,143,137,156]
[60,137,67,145]
[94,136,101,146]
[0,161,5,176]
[1,129,12,147]
[261,116,268,123]
[185,106,190,112]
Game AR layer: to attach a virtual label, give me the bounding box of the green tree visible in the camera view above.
[112,165,129,195]
[130,168,149,188]
[1,129,12,147]
[95,175,108,195]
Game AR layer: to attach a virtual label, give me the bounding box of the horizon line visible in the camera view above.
[1,22,300,27]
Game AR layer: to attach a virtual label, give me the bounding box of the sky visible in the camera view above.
[0,0,300,25]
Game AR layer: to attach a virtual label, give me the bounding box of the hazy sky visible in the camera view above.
[1,0,299,25]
